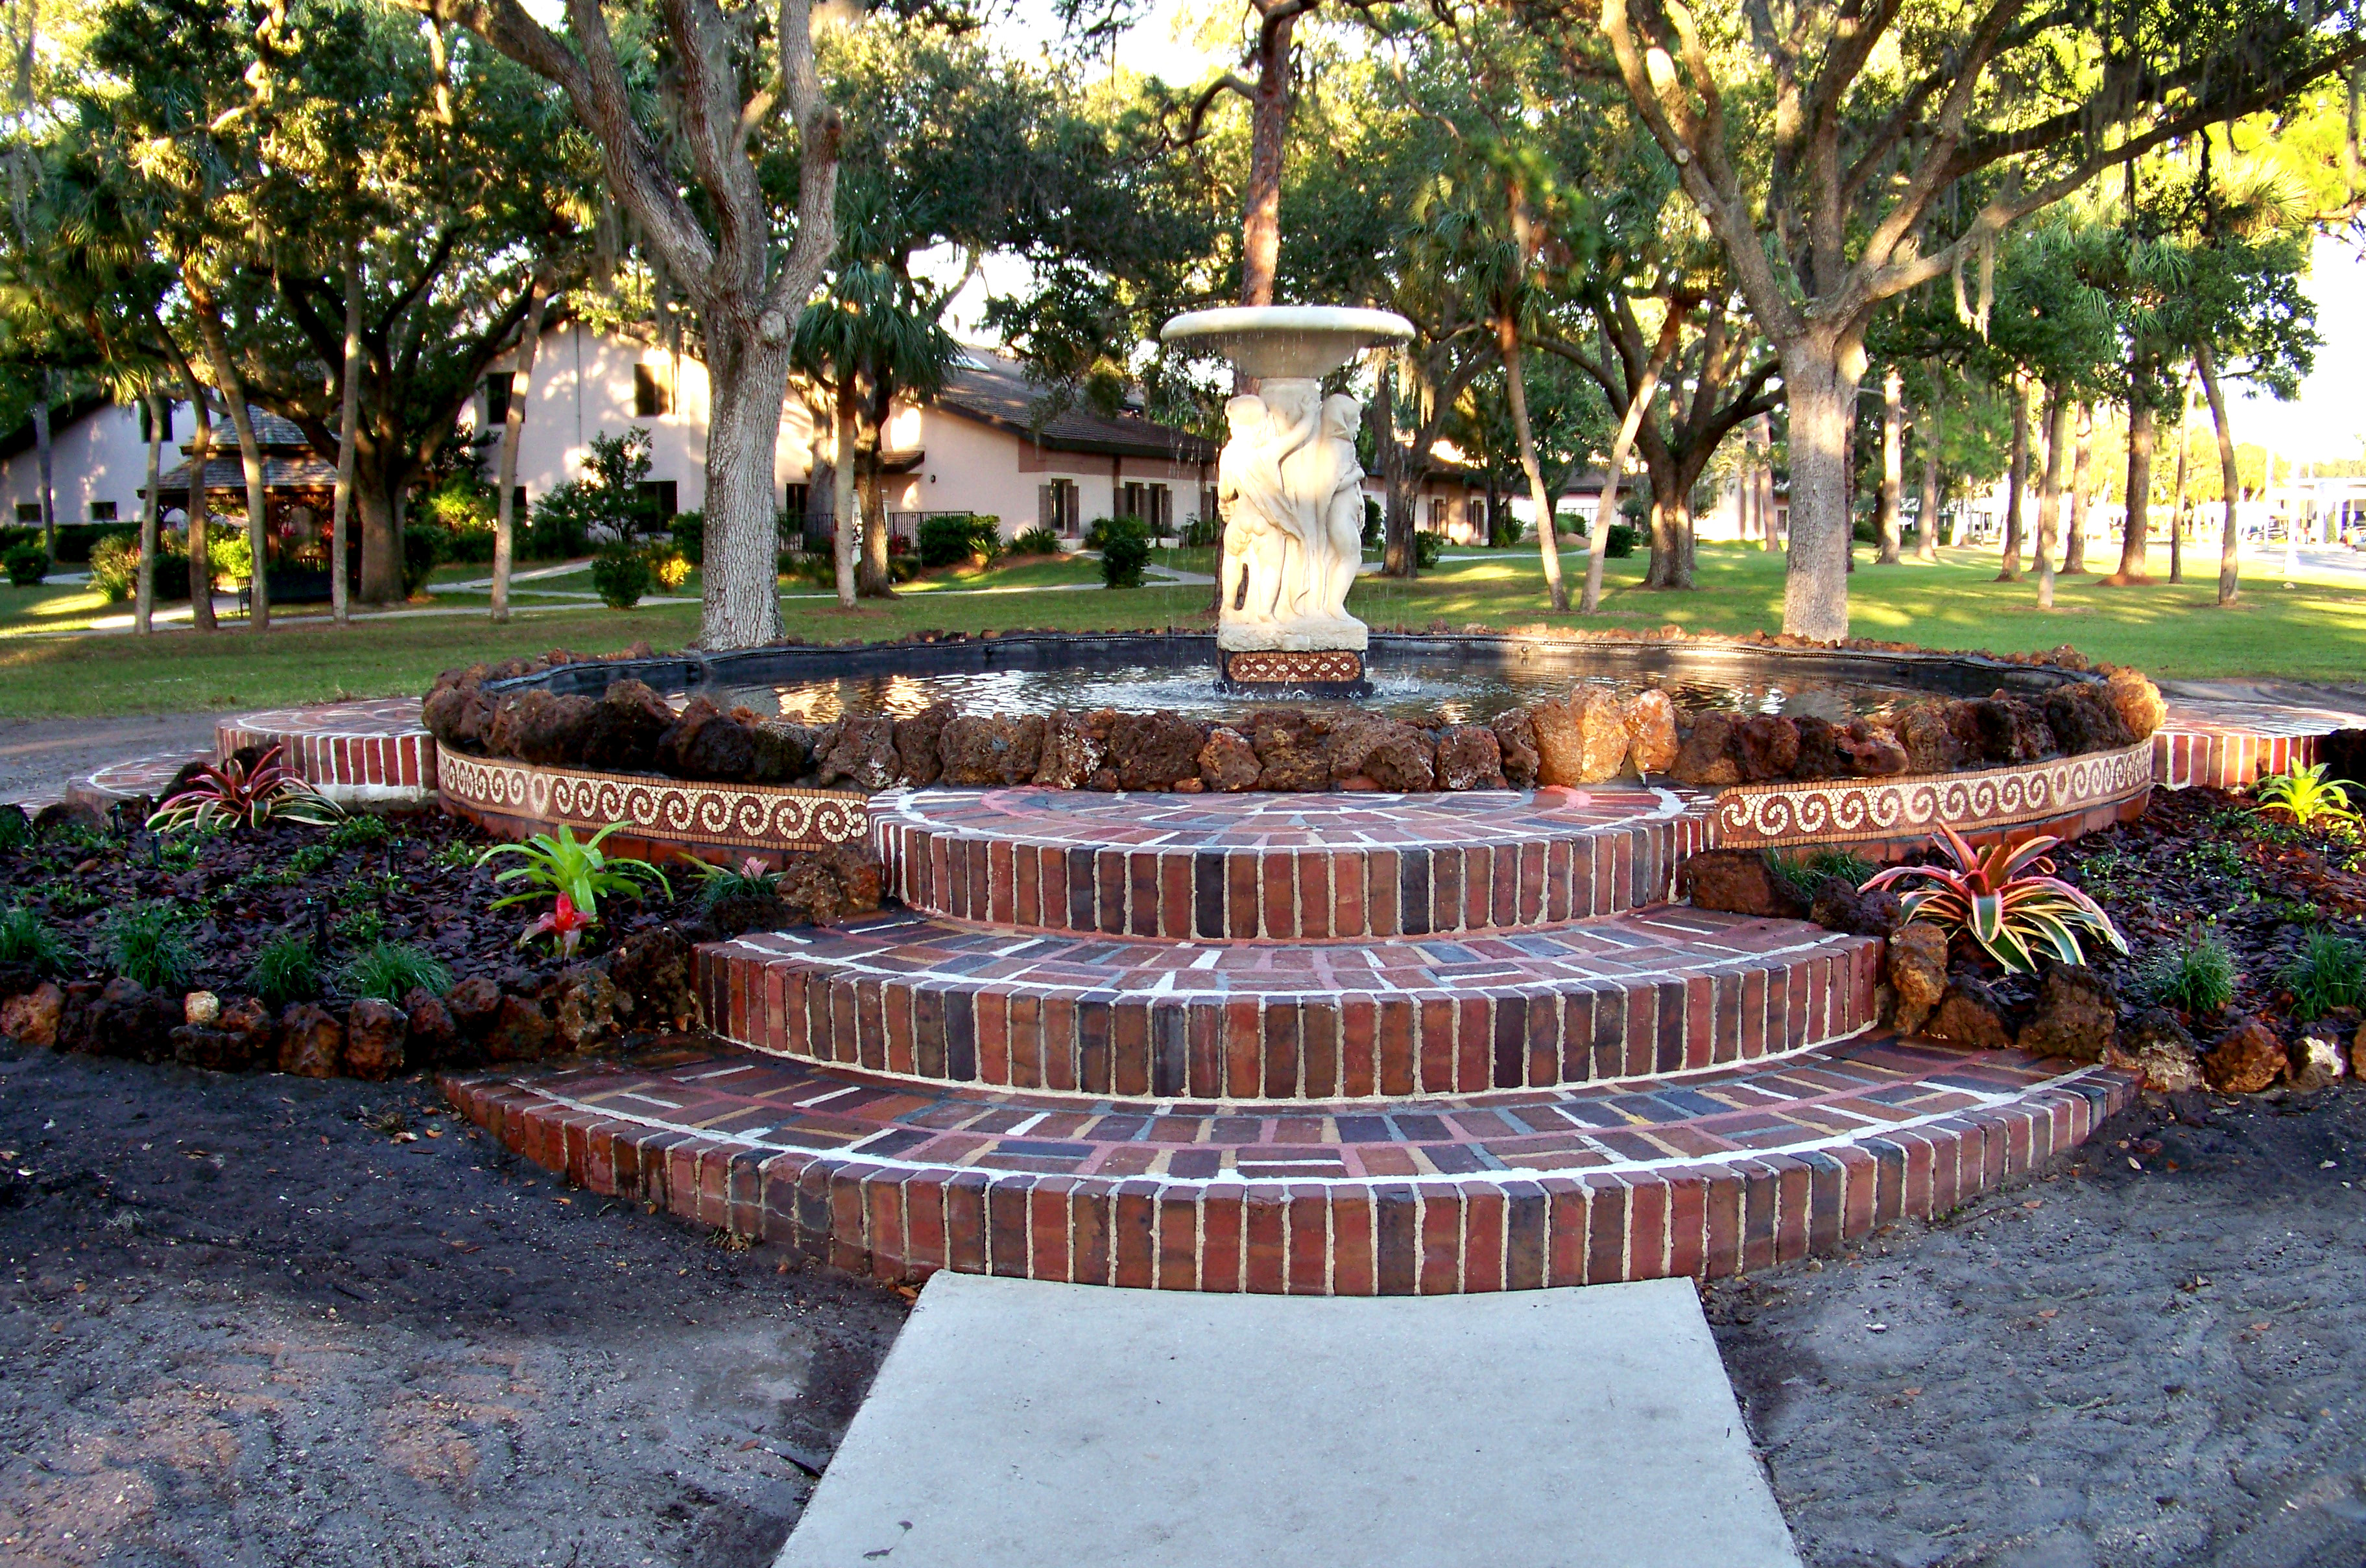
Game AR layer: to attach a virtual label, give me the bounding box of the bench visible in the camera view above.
[234,567,336,617]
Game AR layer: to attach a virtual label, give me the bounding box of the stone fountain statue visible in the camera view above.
[1162,305,1414,695]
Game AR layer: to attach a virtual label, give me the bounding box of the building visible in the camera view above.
[0,392,193,534]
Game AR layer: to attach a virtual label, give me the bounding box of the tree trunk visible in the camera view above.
[1756,415,1779,553]
[32,371,53,560]
[2117,396,2154,583]
[1876,367,1903,564]
[2168,377,2192,584]
[2063,402,2092,573]
[1997,381,2028,580]
[831,379,858,608]
[1374,362,1418,579]
[193,292,272,630]
[1915,396,1942,560]
[184,379,215,634]
[853,381,892,599]
[2195,342,2241,605]
[700,325,796,645]
[492,276,547,624]
[1583,315,1680,615]
[1643,457,1677,588]
[136,391,163,635]
[1500,327,1566,611]
[356,416,403,604]
[1237,6,1297,311]
[331,245,361,626]
[1773,338,1858,639]
[2035,390,2067,608]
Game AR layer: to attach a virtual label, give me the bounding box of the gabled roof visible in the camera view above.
[932,349,1217,465]
[180,407,313,453]
[0,390,117,461]
[152,452,337,497]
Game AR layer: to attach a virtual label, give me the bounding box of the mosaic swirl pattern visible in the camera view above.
[1713,741,2152,849]
[438,748,868,851]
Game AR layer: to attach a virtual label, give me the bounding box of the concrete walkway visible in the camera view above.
[774,1274,1799,1568]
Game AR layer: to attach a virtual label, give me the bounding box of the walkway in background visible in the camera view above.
[774,1272,1800,1568]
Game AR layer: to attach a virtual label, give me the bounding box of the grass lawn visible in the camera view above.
[3,538,2359,721]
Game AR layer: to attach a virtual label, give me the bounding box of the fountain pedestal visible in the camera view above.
[1163,307,1413,700]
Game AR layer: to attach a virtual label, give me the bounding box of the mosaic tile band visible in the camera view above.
[1712,741,2153,849]
[438,746,869,851]
[1223,648,1367,685]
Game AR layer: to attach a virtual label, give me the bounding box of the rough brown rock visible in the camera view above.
[675,710,758,781]
[2289,1036,2347,1095]
[2016,964,2118,1062]
[1892,704,1964,775]
[420,680,497,753]
[1490,709,1541,789]
[1926,978,2015,1051]
[277,1003,344,1077]
[344,999,409,1080]
[940,715,1044,787]
[445,977,504,1038]
[1970,696,2055,765]
[579,679,677,772]
[2108,1008,2205,1093]
[814,717,900,790]
[1837,720,1911,777]
[1533,689,1628,785]
[892,703,958,786]
[489,689,599,766]
[819,842,885,916]
[1034,709,1111,790]
[483,994,556,1063]
[0,980,62,1048]
[1435,725,1507,791]
[1791,717,1851,780]
[1329,717,1436,792]
[1108,711,1208,791]
[553,968,621,1053]
[2042,682,2136,756]
[32,799,104,838]
[2202,1016,2285,1094]
[1809,876,1900,937]
[1197,727,1262,792]
[1887,923,1949,1036]
[610,927,699,1032]
[1621,691,1680,777]
[1736,715,1801,782]
[2354,1020,2366,1082]
[748,723,814,784]
[1669,711,1743,788]
[2104,667,2168,741]
[1681,849,1801,919]
[404,987,461,1062]
[1249,711,1331,792]
[90,977,173,1060]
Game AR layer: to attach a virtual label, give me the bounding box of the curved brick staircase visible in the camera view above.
[450,785,2137,1292]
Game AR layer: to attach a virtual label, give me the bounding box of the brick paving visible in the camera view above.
[448,1036,2134,1291]
[217,697,437,800]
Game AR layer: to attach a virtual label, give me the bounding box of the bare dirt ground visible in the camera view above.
[0,1039,909,1568]
[1710,1086,2366,1568]
[0,713,218,805]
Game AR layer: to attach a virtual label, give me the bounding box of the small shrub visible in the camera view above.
[779,549,835,588]
[916,514,1001,568]
[648,546,691,591]
[89,533,138,602]
[248,929,320,1008]
[1097,516,1151,588]
[103,903,197,992]
[328,814,391,851]
[0,804,28,851]
[333,942,451,1004]
[1603,523,1640,558]
[2256,763,2360,831]
[1180,514,1221,549]
[287,842,336,876]
[149,743,342,833]
[697,855,782,909]
[525,481,595,558]
[1010,525,1063,556]
[1413,530,1444,569]
[2140,927,2238,1014]
[0,905,69,973]
[2280,929,2365,1021]
[1768,847,1877,906]
[331,907,387,947]
[400,525,447,598]
[3,543,50,586]
[669,510,704,564]
[590,544,654,609]
[1863,825,2127,973]
[1361,497,1383,548]
[480,822,669,921]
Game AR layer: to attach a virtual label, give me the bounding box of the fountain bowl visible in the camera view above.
[1160,305,1415,380]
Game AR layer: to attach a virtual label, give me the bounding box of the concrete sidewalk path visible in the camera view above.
[774,1274,1799,1568]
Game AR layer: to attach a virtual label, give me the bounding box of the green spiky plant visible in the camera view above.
[1863,825,2129,973]
[102,903,198,992]
[147,744,342,833]
[2139,927,2239,1014]
[247,929,320,1008]
[332,942,453,1004]
[2256,763,2360,832]
[479,823,670,920]
[0,905,69,974]
[2279,929,2364,1021]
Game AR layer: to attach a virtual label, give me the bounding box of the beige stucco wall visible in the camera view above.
[0,399,193,529]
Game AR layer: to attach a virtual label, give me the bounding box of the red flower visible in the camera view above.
[521,892,595,957]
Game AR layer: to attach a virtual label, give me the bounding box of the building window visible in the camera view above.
[139,403,175,443]
[1428,498,1448,532]
[89,501,117,522]
[634,362,671,418]
[636,479,678,522]
[14,503,38,523]
[1037,479,1081,534]
[785,483,811,518]
[484,376,512,431]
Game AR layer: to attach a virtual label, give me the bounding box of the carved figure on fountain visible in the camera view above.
[1215,379,1368,652]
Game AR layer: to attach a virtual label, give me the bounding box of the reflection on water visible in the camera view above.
[696,661,1920,726]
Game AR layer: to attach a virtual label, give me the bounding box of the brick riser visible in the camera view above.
[874,801,1712,942]
[446,1061,2134,1292]
[702,917,1883,1100]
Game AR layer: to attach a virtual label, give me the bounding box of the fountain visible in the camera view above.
[1160,305,1415,697]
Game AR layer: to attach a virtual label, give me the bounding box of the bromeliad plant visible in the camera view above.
[148,744,343,833]
[2255,763,2361,832]
[479,823,670,952]
[1862,825,2129,974]
[696,855,782,908]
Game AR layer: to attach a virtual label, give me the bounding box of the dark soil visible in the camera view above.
[0,1037,909,1567]
[1712,1084,2366,1567]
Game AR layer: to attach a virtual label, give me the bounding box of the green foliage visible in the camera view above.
[338,870,405,908]
[1487,508,1525,549]
[287,842,336,877]
[526,481,595,559]
[697,855,782,908]
[2140,928,2238,1013]
[1097,516,1151,588]
[1603,524,1640,558]
[1414,531,1444,569]
[1362,499,1383,549]
[328,814,391,851]
[916,514,1001,567]
[2256,764,2360,831]
[103,902,197,992]
[1865,826,2128,972]
[3,544,51,586]
[0,905,69,973]
[88,533,139,602]
[1011,525,1063,556]
[332,941,451,1004]
[1178,514,1221,549]
[668,510,704,565]
[246,929,319,1008]
[401,525,448,598]
[0,805,27,852]
[779,549,836,588]
[1768,847,1878,905]
[205,529,254,587]
[331,907,387,947]
[149,743,342,833]
[590,544,655,609]
[2279,929,2364,1021]
[479,822,669,920]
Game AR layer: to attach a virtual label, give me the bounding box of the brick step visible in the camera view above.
[871,784,1716,940]
[703,906,1881,1101]
[446,1036,2135,1293]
